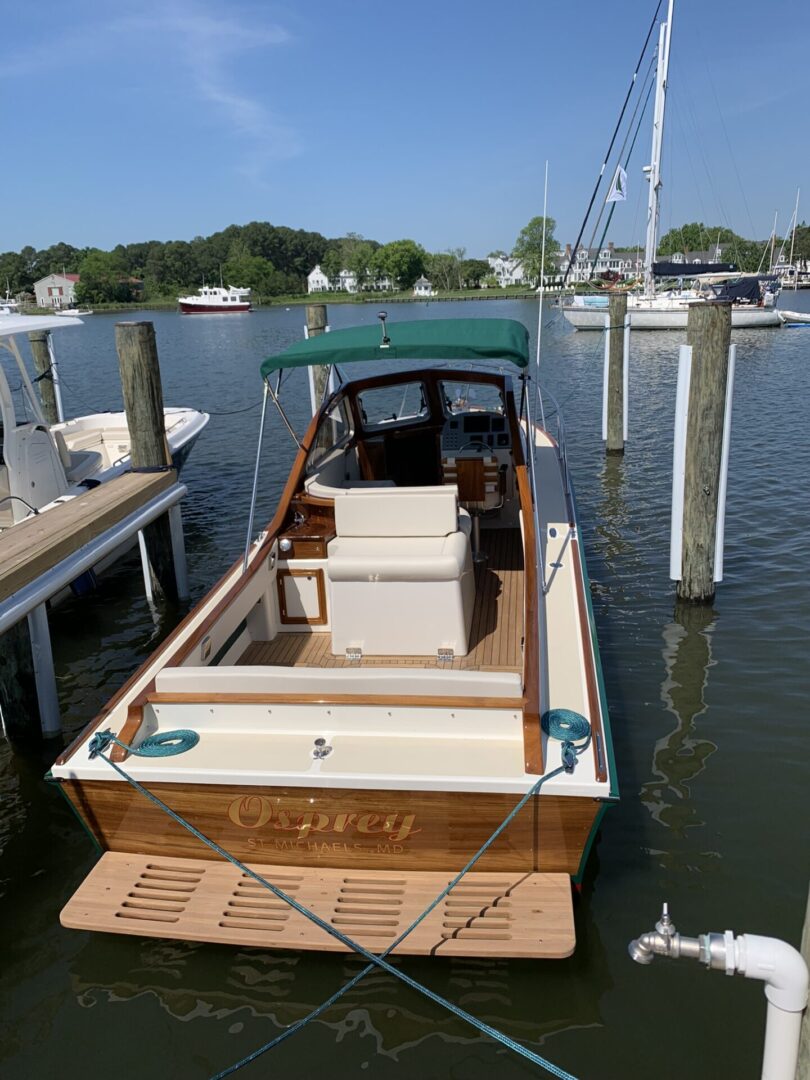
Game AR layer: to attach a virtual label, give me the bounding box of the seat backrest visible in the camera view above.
[442,456,500,510]
[334,486,459,538]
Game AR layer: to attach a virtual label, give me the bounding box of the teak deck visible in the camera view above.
[61,853,575,958]
[239,527,524,672]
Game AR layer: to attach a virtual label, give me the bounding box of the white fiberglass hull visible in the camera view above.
[563,303,782,330]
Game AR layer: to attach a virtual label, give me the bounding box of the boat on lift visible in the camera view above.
[52,316,616,960]
[0,313,208,532]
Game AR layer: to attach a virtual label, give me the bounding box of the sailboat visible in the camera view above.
[563,0,782,331]
[52,315,616,960]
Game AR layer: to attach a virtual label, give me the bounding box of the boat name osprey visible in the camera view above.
[227,796,421,842]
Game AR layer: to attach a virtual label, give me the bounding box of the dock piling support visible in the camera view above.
[603,293,628,452]
[168,504,190,600]
[674,302,733,602]
[306,304,329,415]
[27,604,60,737]
[28,331,60,425]
[115,322,180,603]
[0,622,39,743]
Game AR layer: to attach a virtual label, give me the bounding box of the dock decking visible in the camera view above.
[0,470,176,602]
[239,527,524,672]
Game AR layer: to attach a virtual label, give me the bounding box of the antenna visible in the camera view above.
[377,311,390,347]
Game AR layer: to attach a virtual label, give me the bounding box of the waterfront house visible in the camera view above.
[487,256,526,287]
[307,265,330,294]
[34,273,80,309]
[413,275,434,297]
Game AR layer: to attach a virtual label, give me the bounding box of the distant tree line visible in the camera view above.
[657,222,810,272]
[0,223,510,306]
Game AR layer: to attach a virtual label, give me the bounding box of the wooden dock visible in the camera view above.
[0,470,176,602]
[0,468,186,740]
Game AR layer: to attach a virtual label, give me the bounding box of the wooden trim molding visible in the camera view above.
[277,568,327,625]
[144,692,525,710]
[515,465,543,775]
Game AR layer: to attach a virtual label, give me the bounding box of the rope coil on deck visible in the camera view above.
[89,728,199,758]
[542,709,591,772]
[88,727,585,1079]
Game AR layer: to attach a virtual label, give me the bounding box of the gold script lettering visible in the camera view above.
[228,795,273,829]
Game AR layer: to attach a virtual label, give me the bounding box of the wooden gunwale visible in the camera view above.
[515,465,543,775]
[135,692,525,710]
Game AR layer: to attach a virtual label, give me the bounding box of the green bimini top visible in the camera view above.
[260,318,529,379]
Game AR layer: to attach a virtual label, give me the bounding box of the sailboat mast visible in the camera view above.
[789,188,800,289]
[643,0,675,296]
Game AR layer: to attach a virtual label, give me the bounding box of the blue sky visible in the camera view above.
[3,0,808,257]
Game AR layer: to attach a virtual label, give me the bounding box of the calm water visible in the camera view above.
[1,298,808,1079]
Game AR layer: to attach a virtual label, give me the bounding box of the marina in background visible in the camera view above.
[0,297,807,1078]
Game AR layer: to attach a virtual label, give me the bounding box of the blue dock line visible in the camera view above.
[88,726,590,1079]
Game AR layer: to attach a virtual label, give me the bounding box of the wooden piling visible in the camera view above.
[677,302,732,603]
[115,322,178,603]
[606,292,627,453]
[306,304,329,410]
[28,331,59,425]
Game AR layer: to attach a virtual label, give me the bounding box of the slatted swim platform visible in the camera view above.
[61,854,574,959]
[239,527,524,673]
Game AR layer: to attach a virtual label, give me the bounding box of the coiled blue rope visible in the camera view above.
[89,729,199,758]
[542,709,591,772]
[88,727,584,1080]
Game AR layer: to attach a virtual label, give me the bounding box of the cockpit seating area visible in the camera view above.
[327,486,475,657]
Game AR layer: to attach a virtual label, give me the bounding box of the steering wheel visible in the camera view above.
[458,440,491,455]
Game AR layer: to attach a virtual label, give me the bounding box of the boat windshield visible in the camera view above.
[441,380,504,416]
[357,381,429,431]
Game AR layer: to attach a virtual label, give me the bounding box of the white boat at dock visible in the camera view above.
[777,309,810,324]
[178,284,251,314]
[0,313,209,533]
[53,315,616,961]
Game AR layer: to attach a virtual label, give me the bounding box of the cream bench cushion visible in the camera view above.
[329,531,469,582]
[333,486,459,537]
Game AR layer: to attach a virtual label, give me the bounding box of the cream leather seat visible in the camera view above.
[327,487,475,657]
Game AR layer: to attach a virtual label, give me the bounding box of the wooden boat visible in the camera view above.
[52,317,617,959]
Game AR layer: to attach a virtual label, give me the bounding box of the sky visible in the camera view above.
[3,0,809,258]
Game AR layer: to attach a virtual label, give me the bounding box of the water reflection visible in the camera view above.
[641,602,718,835]
[68,913,610,1072]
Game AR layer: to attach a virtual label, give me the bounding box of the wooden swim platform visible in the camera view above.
[61,853,574,959]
